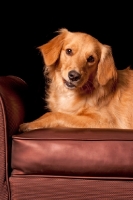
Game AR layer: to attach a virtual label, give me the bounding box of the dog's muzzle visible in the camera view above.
[64,70,81,89]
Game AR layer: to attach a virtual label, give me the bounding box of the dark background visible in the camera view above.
[1,2,133,116]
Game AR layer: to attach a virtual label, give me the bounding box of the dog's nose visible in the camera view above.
[68,70,81,82]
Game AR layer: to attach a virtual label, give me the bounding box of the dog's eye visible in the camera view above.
[66,48,73,55]
[87,55,94,63]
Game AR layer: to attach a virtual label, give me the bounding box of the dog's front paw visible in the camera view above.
[19,123,31,132]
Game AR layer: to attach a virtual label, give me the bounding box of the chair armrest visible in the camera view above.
[0,76,28,137]
[0,75,29,200]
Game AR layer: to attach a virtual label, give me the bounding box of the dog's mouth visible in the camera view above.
[63,79,76,89]
[63,78,94,93]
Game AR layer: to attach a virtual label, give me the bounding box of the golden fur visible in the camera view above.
[19,28,133,131]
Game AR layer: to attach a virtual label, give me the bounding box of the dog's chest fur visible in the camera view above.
[47,88,92,114]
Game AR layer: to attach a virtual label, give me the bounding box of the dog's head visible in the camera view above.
[38,28,117,91]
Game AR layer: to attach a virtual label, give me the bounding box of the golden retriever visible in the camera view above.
[19,28,133,131]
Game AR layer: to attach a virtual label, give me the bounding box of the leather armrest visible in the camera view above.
[0,76,28,137]
[0,75,29,180]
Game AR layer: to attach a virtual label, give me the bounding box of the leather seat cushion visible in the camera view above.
[11,128,133,178]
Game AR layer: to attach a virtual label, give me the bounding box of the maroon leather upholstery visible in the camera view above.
[0,76,28,200]
[12,129,133,177]
[1,75,133,200]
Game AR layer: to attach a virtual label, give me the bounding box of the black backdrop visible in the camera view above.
[1,2,133,116]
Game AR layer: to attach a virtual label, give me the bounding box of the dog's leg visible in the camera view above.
[19,112,100,132]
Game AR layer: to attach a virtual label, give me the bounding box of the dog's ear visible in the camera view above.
[97,45,117,86]
[38,29,68,66]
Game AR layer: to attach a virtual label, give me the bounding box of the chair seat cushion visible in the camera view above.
[11,128,133,178]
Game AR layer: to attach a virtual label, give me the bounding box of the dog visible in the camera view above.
[19,28,133,132]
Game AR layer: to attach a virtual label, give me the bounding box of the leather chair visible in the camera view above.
[1,75,133,200]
